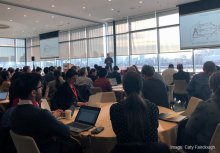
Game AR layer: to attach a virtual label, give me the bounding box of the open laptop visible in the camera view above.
[0,92,8,100]
[109,78,118,86]
[69,106,101,133]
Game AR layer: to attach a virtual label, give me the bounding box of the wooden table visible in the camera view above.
[60,102,178,153]
[0,99,9,104]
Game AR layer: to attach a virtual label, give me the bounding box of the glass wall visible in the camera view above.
[0,38,25,68]
[25,8,219,73]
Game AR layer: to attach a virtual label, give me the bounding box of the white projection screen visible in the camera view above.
[40,31,59,59]
[180,9,220,49]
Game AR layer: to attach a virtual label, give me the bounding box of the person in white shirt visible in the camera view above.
[162,64,177,85]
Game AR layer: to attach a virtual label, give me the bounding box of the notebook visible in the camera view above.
[159,113,187,123]
[109,78,118,86]
[69,106,101,133]
[0,92,8,100]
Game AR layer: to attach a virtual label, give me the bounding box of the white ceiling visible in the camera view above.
[0,0,198,39]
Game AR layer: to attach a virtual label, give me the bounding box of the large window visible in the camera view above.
[24,8,219,73]
[0,38,25,68]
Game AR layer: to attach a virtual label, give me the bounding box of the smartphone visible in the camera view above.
[91,127,104,134]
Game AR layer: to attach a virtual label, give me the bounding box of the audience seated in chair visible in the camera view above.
[44,69,65,99]
[9,73,83,153]
[108,66,122,84]
[162,64,177,85]
[187,61,216,101]
[141,65,169,108]
[88,68,98,82]
[182,72,220,153]
[110,71,159,143]
[76,67,93,87]
[94,68,112,92]
[51,69,87,110]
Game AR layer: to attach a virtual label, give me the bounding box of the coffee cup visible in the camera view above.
[65,110,72,120]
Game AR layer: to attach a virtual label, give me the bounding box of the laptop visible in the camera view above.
[0,92,8,100]
[69,106,101,133]
[109,78,118,86]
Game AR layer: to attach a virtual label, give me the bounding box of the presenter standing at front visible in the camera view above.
[105,53,113,71]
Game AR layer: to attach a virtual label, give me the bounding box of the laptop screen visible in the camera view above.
[0,92,8,100]
[109,78,117,86]
[75,106,101,126]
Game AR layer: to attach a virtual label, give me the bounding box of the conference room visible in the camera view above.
[0,0,220,153]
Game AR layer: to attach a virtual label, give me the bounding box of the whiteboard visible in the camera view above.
[40,37,59,59]
[180,9,220,49]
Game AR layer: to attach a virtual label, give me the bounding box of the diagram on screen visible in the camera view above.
[192,22,220,39]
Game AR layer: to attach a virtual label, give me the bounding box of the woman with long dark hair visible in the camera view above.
[110,71,159,143]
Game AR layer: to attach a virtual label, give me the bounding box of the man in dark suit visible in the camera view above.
[10,73,82,153]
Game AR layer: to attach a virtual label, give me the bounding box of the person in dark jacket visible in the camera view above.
[51,69,87,110]
[183,72,220,153]
[108,66,122,84]
[10,73,82,153]
[141,65,169,108]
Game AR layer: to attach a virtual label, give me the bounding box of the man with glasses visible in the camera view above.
[10,73,82,153]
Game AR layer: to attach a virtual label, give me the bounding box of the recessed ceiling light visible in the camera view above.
[111,8,114,11]
[24,15,27,17]
[7,7,11,10]
[82,6,86,9]
[108,0,112,1]
[139,1,143,4]
[9,19,13,22]
[51,5,55,8]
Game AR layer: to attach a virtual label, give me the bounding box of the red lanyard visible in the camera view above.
[71,86,78,100]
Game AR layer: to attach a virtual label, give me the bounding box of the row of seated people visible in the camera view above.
[1,69,220,153]
[162,61,218,107]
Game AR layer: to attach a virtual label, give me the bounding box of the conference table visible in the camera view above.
[0,99,9,104]
[60,102,178,153]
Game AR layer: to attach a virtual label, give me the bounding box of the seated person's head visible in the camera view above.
[66,69,78,83]
[127,66,136,72]
[177,64,183,71]
[23,66,31,73]
[54,69,61,78]
[36,67,42,74]
[209,72,220,97]
[203,61,216,74]
[168,64,174,68]
[141,65,155,77]
[123,71,142,95]
[16,73,42,102]
[89,68,97,76]
[79,67,87,77]
[98,68,107,78]
[113,66,119,72]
